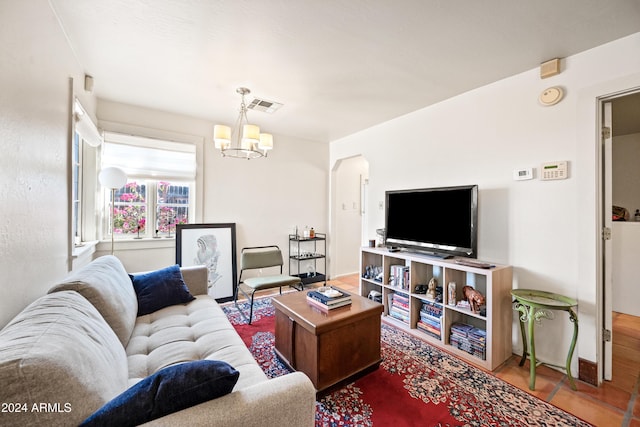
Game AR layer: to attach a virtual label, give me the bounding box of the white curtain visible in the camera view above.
[101,132,196,180]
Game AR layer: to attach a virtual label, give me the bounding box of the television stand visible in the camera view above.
[359,246,513,371]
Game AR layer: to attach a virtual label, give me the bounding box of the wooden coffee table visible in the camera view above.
[271,289,383,394]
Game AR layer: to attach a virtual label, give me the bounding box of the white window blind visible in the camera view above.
[102,132,196,180]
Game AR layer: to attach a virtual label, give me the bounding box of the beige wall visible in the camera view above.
[0,1,93,327]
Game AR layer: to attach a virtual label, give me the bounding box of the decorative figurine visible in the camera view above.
[462,285,485,313]
[448,282,457,306]
[426,277,437,300]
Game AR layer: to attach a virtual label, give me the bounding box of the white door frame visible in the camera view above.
[598,88,640,381]
[601,100,613,381]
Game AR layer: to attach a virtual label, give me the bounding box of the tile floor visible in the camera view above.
[242,274,640,426]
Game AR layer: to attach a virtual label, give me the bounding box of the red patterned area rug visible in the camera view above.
[223,298,591,427]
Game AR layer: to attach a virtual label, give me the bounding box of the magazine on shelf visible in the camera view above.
[449,321,486,359]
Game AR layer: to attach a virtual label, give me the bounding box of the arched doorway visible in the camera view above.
[330,155,369,279]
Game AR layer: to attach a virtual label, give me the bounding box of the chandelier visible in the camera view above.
[213,87,273,159]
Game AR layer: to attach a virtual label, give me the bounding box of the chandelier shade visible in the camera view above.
[258,133,273,151]
[214,87,273,159]
[213,125,231,149]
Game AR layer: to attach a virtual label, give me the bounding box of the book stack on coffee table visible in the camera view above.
[306,287,352,311]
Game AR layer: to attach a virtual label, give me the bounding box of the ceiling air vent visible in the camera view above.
[247,97,283,114]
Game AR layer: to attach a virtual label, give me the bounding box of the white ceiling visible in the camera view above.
[50,0,640,142]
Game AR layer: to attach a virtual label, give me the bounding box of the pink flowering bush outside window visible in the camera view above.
[111,180,190,237]
[156,181,189,234]
[113,182,146,235]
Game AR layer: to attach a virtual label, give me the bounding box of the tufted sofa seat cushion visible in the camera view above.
[126,295,267,389]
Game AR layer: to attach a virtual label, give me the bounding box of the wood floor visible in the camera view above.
[243,274,640,426]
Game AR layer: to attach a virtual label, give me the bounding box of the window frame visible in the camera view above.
[106,178,194,239]
[97,129,203,242]
[71,131,83,246]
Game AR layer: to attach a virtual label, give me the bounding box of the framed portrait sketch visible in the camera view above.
[176,223,237,302]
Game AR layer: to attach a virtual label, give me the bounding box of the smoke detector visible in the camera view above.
[247,97,283,114]
[539,86,564,106]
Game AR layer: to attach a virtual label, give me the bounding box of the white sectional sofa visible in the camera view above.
[0,255,315,426]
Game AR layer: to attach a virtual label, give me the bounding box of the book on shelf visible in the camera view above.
[306,295,352,311]
[392,298,409,310]
[450,322,475,337]
[449,322,486,359]
[418,313,441,328]
[420,311,442,323]
[389,307,410,323]
[389,265,409,290]
[417,320,441,338]
[387,292,410,323]
[390,303,409,315]
[391,292,409,304]
[421,301,442,318]
[307,288,351,305]
[450,336,486,360]
[456,300,471,310]
[417,316,440,327]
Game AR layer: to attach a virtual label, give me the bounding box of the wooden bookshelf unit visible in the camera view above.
[360,247,512,371]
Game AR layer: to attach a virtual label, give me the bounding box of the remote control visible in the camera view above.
[454,259,494,269]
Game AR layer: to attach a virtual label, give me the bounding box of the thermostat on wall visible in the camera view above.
[513,168,533,181]
[541,161,568,180]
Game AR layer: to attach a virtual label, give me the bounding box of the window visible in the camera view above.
[71,131,82,245]
[102,132,197,239]
[73,98,104,248]
[157,181,190,233]
[110,180,191,237]
[112,181,146,236]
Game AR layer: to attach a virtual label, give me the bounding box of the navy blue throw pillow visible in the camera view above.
[81,360,240,427]
[129,264,195,316]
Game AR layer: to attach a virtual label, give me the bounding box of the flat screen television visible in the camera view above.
[384,184,478,258]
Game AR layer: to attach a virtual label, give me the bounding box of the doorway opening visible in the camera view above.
[600,89,640,383]
[330,155,369,280]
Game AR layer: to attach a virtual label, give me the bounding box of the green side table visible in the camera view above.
[511,289,578,391]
